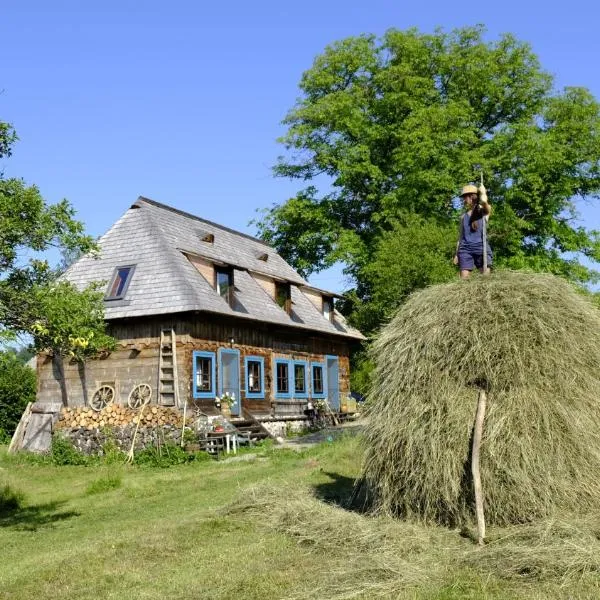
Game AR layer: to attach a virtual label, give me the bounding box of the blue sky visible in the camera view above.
[2,0,600,291]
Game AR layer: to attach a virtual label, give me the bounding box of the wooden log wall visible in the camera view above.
[36,312,353,416]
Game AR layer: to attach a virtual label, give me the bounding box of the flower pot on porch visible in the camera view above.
[221,405,232,418]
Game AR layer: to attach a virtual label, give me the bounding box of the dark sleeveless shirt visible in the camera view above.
[459,212,491,253]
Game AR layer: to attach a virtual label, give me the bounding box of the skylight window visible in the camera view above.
[106,265,135,300]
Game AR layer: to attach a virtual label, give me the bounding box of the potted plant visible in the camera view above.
[215,392,236,417]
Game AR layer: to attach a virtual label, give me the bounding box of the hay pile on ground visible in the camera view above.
[362,271,600,526]
[225,483,600,599]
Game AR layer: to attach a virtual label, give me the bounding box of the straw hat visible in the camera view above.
[460,184,478,196]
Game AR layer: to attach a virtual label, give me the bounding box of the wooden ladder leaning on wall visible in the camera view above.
[158,329,180,407]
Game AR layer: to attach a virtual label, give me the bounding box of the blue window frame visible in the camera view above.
[245,356,265,399]
[273,358,292,399]
[311,362,326,398]
[293,360,308,398]
[192,351,216,398]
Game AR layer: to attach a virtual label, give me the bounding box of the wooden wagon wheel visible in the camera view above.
[128,383,152,409]
[90,385,115,412]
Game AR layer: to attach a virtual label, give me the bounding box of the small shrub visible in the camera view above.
[0,428,10,445]
[182,427,198,445]
[0,483,25,515]
[51,435,88,466]
[86,474,122,495]
[101,438,126,464]
[135,443,190,467]
[0,351,36,439]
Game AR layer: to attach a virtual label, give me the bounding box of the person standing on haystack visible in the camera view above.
[453,183,492,278]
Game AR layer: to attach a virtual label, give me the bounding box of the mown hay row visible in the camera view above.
[226,483,600,599]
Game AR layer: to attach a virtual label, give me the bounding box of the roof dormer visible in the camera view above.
[197,229,215,243]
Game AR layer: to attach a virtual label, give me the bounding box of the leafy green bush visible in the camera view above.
[99,432,126,464]
[0,351,36,439]
[182,427,198,445]
[134,443,191,467]
[51,435,89,466]
[0,483,25,515]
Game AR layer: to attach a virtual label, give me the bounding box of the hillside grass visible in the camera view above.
[1,434,599,599]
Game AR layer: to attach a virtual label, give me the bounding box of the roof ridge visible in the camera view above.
[135,196,271,248]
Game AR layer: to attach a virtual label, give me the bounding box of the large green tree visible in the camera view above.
[257,26,600,331]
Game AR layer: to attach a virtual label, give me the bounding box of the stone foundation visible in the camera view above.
[56,424,185,456]
[260,418,309,438]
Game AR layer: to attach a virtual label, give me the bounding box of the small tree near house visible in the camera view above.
[0,117,114,406]
[30,281,115,406]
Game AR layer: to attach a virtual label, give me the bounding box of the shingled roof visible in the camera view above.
[64,197,364,340]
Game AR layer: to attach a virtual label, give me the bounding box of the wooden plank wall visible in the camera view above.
[36,313,352,415]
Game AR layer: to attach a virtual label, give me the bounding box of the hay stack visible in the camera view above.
[362,271,600,526]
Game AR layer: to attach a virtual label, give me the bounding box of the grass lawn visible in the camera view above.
[1,434,600,599]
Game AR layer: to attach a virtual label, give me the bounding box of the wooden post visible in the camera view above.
[482,216,488,273]
[180,399,188,448]
[480,172,488,274]
[472,388,487,545]
[126,401,147,463]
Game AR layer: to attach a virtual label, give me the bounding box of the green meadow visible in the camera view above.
[1,435,600,600]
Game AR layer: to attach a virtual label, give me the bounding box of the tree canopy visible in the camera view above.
[256,26,600,330]
[0,118,114,366]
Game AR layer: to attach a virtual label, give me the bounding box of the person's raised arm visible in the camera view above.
[478,184,491,218]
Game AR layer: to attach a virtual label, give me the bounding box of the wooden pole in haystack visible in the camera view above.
[472,388,487,545]
[478,171,489,275]
[471,169,488,545]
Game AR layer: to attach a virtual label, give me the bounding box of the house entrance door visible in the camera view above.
[219,349,240,416]
[326,356,340,411]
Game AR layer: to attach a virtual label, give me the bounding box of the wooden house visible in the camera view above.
[36,197,364,427]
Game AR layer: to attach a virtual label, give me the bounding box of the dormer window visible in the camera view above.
[106,265,135,300]
[198,230,214,243]
[323,296,333,321]
[275,282,291,314]
[215,267,233,305]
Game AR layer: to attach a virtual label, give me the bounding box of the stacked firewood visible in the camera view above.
[56,405,188,430]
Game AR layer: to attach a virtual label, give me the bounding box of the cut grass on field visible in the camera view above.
[1,433,600,599]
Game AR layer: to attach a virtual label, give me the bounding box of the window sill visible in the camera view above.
[193,392,216,399]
